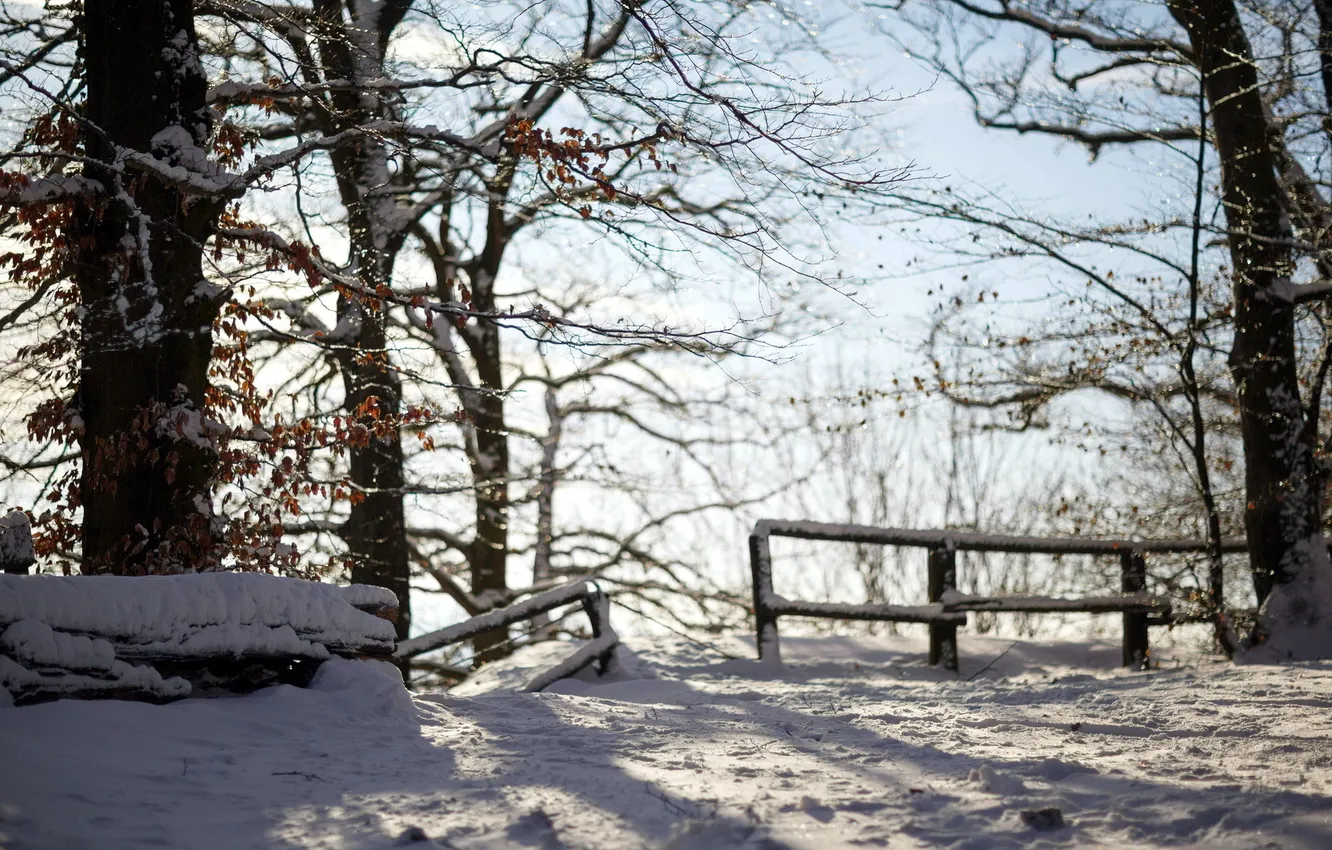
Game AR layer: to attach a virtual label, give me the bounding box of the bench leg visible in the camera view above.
[928,545,958,671]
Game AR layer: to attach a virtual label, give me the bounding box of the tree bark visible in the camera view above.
[312,0,414,641]
[74,0,224,573]
[468,301,511,663]
[415,214,512,665]
[338,296,412,645]
[1169,0,1332,652]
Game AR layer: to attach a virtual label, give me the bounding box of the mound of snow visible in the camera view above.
[0,509,34,570]
[309,657,414,718]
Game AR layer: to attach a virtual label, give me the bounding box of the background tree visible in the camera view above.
[0,0,298,575]
[872,0,1332,656]
[196,0,904,664]
[0,0,910,679]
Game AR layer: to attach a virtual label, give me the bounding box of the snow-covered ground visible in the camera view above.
[3,634,1331,849]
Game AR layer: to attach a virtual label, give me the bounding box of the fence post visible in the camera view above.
[1121,549,1149,669]
[580,587,618,675]
[928,543,958,671]
[750,529,781,663]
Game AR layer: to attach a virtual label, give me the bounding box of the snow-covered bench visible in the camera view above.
[1,571,399,706]
[748,520,1242,671]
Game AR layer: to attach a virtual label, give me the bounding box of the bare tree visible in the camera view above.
[872,0,1332,656]
[181,0,908,664]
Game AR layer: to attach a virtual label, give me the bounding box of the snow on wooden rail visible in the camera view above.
[396,580,618,692]
[0,573,398,706]
[750,520,1191,672]
[753,519,1247,555]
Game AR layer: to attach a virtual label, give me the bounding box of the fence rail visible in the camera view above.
[395,579,618,692]
[750,520,1232,672]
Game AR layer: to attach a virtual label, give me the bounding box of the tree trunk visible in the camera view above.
[415,219,512,665]
[339,298,412,644]
[1169,0,1332,656]
[315,0,414,642]
[74,0,223,574]
[468,296,510,663]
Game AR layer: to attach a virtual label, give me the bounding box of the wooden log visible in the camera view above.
[148,655,324,693]
[755,519,1248,556]
[397,580,601,659]
[1,574,401,703]
[939,590,1170,615]
[750,531,781,663]
[1,651,191,705]
[766,597,967,625]
[352,601,399,624]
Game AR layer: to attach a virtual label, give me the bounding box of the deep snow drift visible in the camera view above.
[2,634,1331,849]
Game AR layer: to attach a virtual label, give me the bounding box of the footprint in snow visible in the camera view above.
[505,808,564,850]
[778,795,835,823]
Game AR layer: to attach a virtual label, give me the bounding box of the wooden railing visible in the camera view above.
[396,579,618,692]
[749,520,1246,671]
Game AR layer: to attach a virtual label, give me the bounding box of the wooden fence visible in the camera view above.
[749,519,1247,671]
[395,580,618,692]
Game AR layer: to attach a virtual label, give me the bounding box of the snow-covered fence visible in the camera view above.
[396,580,617,692]
[749,520,1247,671]
[1,573,399,706]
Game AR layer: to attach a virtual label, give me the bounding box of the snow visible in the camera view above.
[0,654,189,702]
[0,573,396,657]
[157,403,226,451]
[0,509,34,570]
[1244,537,1332,662]
[1,619,116,672]
[3,634,1331,849]
[125,125,241,199]
[11,175,103,205]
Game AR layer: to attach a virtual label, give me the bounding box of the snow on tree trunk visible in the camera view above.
[73,0,226,573]
[1169,0,1332,655]
[1246,537,1332,661]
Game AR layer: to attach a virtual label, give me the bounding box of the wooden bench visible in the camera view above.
[749,520,1245,671]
